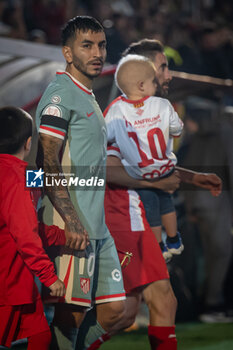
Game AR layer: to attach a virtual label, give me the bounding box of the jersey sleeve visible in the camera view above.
[168,101,184,137]
[107,141,122,159]
[104,105,117,144]
[2,180,58,288]
[36,85,72,140]
[38,101,70,141]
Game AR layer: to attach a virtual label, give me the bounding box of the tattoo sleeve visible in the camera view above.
[38,134,83,232]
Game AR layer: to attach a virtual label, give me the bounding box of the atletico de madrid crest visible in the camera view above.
[80,278,90,294]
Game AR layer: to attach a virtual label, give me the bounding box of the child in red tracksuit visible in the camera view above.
[0,106,66,349]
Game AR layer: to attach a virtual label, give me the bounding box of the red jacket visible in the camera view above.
[0,154,65,306]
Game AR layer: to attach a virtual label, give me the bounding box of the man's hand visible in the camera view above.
[64,222,89,250]
[49,278,66,297]
[150,170,181,193]
[192,173,222,197]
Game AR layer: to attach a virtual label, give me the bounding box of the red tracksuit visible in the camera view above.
[0,154,65,347]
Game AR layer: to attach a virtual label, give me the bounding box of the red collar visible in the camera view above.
[121,95,149,108]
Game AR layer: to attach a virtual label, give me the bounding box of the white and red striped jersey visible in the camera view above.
[104,95,183,179]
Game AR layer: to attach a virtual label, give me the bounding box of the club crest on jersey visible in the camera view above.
[51,95,61,104]
[43,104,62,118]
[80,278,90,294]
[136,108,144,116]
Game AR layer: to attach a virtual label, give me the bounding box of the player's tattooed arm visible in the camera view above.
[37,134,89,250]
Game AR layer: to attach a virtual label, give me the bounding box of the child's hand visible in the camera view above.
[49,278,66,297]
[151,170,181,193]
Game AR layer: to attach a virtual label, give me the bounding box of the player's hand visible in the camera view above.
[49,278,66,297]
[192,173,222,196]
[151,170,181,193]
[64,222,90,250]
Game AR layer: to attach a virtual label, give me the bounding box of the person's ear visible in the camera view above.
[62,46,73,64]
[137,80,144,92]
[25,136,32,153]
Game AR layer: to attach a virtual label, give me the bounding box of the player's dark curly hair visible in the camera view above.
[61,16,104,46]
[0,106,32,154]
[122,39,164,61]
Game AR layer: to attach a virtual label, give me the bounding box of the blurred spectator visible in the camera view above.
[165,20,203,74]
[197,24,233,79]
[104,12,138,63]
[0,0,26,39]
[178,96,233,323]
[93,0,138,64]
[24,0,69,45]
[29,29,47,43]
[0,0,11,36]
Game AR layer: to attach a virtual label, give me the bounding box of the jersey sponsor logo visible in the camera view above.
[123,116,132,128]
[86,111,94,118]
[43,105,62,118]
[111,269,122,282]
[26,168,44,187]
[80,278,90,294]
[51,95,61,104]
[134,115,161,127]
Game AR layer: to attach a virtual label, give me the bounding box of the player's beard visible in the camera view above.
[72,55,103,80]
[156,82,169,97]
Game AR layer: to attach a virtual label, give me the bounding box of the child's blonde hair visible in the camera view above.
[115,54,156,96]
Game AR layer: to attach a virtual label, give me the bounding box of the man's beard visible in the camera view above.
[73,58,102,80]
[156,83,169,97]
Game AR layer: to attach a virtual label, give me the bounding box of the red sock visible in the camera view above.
[27,330,51,350]
[148,325,177,350]
[87,333,110,350]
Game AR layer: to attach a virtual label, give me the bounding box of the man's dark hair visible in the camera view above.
[61,16,104,46]
[122,39,164,61]
[0,106,32,154]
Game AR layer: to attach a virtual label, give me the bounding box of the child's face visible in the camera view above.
[143,73,157,97]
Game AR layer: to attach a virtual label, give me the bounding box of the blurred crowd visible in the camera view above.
[0,0,233,79]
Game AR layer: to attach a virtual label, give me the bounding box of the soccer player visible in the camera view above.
[77,39,222,350]
[106,54,184,261]
[36,16,126,350]
[0,106,65,350]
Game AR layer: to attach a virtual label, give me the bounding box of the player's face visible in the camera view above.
[64,30,107,84]
[143,74,157,97]
[153,52,172,97]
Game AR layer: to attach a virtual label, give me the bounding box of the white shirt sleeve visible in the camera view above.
[105,107,116,144]
[168,101,183,137]
[107,141,122,160]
